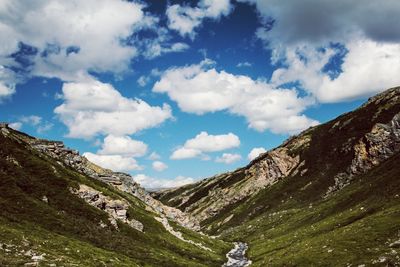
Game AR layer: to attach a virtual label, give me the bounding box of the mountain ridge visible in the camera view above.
[153,86,400,265]
[0,124,230,266]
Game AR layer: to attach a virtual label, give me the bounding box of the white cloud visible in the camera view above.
[83,152,142,172]
[152,161,168,172]
[154,60,318,134]
[12,115,53,134]
[21,115,42,126]
[0,0,150,82]
[138,26,190,59]
[241,0,400,102]
[236,62,252,67]
[132,174,194,189]
[171,147,203,160]
[54,79,172,139]
[0,0,189,99]
[98,135,148,157]
[9,122,22,130]
[269,40,400,103]
[171,131,240,160]
[215,153,241,164]
[185,131,240,152]
[148,152,161,160]
[166,0,233,38]
[0,82,15,100]
[248,147,267,161]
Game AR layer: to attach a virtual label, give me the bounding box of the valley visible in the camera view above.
[1,86,399,266]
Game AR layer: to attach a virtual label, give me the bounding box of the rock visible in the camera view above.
[389,240,400,248]
[31,254,44,261]
[41,196,48,203]
[71,184,144,231]
[28,136,198,232]
[24,263,38,266]
[128,219,144,232]
[326,112,400,196]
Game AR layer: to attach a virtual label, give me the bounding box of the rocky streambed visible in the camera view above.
[223,242,252,267]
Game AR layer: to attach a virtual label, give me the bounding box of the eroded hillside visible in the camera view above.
[154,86,400,265]
[0,125,230,266]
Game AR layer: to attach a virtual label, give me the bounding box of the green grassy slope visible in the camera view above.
[154,87,400,265]
[221,153,400,266]
[0,130,229,266]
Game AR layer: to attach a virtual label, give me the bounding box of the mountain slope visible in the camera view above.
[154,86,400,265]
[0,126,229,266]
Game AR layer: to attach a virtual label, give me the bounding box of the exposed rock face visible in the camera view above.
[156,141,303,225]
[326,112,400,195]
[246,147,300,186]
[71,184,144,232]
[154,86,400,228]
[351,113,400,174]
[27,138,200,231]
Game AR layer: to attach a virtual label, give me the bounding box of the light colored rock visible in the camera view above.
[41,196,48,203]
[326,112,400,196]
[71,184,143,232]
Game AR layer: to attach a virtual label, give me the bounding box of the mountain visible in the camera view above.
[153,86,400,266]
[0,125,230,266]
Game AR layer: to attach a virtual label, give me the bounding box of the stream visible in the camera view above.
[223,242,252,267]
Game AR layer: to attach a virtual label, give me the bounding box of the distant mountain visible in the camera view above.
[153,86,400,266]
[0,124,230,266]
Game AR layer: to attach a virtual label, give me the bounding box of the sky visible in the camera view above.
[1,0,399,189]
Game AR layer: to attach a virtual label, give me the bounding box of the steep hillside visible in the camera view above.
[154,86,400,265]
[0,126,230,266]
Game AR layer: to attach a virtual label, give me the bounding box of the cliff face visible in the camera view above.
[154,87,400,231]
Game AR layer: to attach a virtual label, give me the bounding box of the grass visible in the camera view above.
[154,87,400,266]
[0,130,230,266]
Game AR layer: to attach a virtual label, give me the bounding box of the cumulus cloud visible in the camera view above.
[167,0,233,38]
[0,0,148,82]
[148,152,161,160]
[241,0,400,102]
[270,40,400,102]
[215,153,241,164]
[0,0,189,99]
[154,60,318,134]
[98,135,148,157]
[133,174,194,189]
[248,147,267,161]
[54,79,172,139]
[171,131,240,159]
[152,161,168,172]
[83,152,142,172]
[171,147,203,160]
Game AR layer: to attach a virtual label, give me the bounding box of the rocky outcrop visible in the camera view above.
[158,144,302,225]
[70,184,144,232]
[326,112,400,195]
[26,137,200,231]
[246,147,300,186]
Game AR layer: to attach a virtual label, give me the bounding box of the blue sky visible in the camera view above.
[0,0,399,188]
